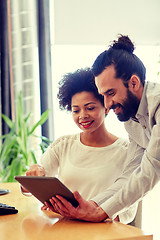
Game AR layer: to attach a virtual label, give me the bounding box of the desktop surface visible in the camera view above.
[0,182,153,240]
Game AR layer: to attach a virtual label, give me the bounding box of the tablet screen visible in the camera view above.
[15,176,79,208]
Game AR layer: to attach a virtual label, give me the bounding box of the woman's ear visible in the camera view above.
[128,75,141,92]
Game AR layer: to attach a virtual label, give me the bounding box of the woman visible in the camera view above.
[23,68,137,224]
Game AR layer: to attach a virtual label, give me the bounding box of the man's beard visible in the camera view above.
[110,89,140,122]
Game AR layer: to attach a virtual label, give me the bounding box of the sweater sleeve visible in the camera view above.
[40,143,59,177]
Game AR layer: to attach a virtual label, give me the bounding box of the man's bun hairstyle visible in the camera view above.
[112,35,135,54]
[92,34,146,86]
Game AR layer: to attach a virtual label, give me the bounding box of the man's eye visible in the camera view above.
[108,91,115,96]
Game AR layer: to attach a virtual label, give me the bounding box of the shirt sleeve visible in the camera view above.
[93,110,160,220]
[91,141,144,223]
[118,202,138,224]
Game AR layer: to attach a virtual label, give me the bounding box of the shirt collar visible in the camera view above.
[136,81,149,119]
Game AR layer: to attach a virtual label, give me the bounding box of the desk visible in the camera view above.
[0,183,153,240]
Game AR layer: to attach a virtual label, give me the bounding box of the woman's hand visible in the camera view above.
[26,164,45,176]
[48,191,109,222]
[21,164,45,193]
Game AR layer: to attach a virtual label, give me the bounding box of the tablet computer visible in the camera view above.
[0,189,10,195]
[15,176,79,208]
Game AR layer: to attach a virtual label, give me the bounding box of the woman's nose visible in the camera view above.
[79,111,89,120]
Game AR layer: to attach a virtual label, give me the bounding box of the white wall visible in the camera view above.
[52,0,160,45]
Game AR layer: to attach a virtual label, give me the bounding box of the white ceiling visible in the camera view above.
[52,0,160,46]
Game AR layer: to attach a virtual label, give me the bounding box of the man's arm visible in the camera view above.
[97,122,160,219]
[92,141,144,205]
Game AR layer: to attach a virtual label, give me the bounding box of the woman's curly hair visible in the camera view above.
[57,68,104,111]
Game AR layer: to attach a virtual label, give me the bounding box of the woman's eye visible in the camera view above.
[88,107,95,110]
[72,110,79,113]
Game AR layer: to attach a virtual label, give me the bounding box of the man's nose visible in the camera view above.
[104,96,113,110]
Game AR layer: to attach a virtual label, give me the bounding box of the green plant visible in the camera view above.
[0,92,51,182]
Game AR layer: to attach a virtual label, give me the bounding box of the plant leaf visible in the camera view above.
[2,114,14,129]
[0,91,50,182]
[30,150,37,164]
[28,109,49,135]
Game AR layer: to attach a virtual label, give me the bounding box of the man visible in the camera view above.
[48,35,160,222]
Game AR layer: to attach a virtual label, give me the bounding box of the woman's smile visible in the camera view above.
[80,120,94,128]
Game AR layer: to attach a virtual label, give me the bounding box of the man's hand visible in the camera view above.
[49,191,109,222]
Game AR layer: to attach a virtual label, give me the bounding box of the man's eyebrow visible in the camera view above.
[103,89,113,95]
